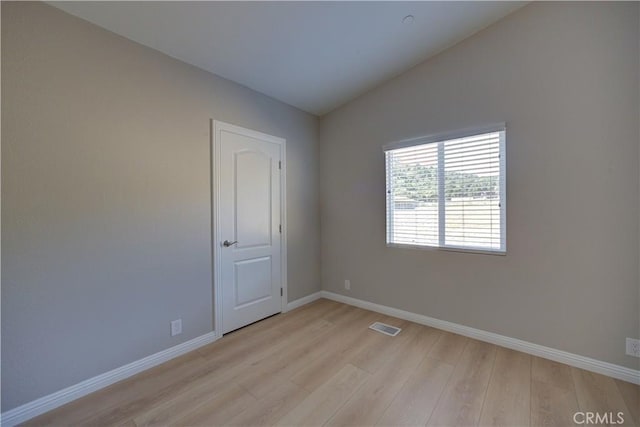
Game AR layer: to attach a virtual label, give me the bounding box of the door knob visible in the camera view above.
[223,240,238,247]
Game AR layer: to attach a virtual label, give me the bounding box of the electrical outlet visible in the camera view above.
[171,319,182,337]
[626,338,640,357]
[344,279,351,291]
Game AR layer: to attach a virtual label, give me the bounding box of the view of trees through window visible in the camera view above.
[391,163,499,202]
[385,129,505,252]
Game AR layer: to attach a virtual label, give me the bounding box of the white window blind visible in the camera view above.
[385,128,506,254]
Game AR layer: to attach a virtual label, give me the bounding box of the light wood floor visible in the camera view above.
[27,299,639,426]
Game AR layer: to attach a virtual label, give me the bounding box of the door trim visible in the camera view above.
[211,120,287,338]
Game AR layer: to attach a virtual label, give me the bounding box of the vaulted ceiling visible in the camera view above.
[51,2,524,115]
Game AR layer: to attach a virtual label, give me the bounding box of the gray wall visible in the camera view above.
[320,2,640,370]
[1,1,320,411]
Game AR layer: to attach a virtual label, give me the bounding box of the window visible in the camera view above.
[385,126,506,254]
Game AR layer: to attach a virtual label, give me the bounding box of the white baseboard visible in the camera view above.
[286,291,322,311]
[1,331,219,427]
[320,291,640,385]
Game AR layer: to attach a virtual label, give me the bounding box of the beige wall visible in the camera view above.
[320,2,640,370]
[1,1,320,411]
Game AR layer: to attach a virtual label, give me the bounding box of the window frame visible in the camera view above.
[384,123,506,256]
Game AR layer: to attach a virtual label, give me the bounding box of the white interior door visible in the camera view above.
[215,121,284,334]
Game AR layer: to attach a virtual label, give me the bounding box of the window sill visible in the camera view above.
[386,243,506,256]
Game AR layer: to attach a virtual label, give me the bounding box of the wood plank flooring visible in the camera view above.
[26,299,639,426]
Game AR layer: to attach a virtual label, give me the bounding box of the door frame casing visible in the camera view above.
[211,119,287,338]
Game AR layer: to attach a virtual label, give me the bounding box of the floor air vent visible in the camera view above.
[369,322,402,337]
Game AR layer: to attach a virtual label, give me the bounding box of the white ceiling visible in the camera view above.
[51,1,524,116]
